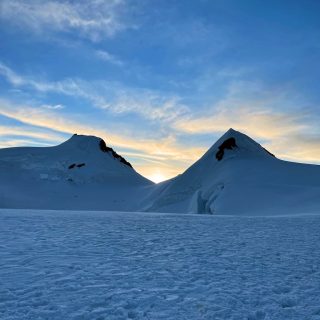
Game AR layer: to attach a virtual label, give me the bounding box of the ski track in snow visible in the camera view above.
[0,210,320,320]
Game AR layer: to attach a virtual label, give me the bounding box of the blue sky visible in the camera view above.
[0,0,319,182]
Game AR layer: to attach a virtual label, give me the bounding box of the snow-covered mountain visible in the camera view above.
[0,129,319,214]
[0,134,152,210]
[142,129,320,215]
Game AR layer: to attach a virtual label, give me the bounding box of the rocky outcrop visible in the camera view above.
[99,139,132,168]
[216,137,238,161]
[68,163,86,169]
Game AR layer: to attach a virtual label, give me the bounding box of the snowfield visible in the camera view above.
[1,129,320,215]
[1,210,320,320]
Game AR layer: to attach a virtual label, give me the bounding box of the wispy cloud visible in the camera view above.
[0,62,25,86]
[96,90,189,123]
[95,50,124,66]
[174,79,312,138]
[0,0,132,41]
[0,123,67,148]
[0,138,54,148]
[174,106,308,139]
[265,134,320,164]
[41,104,65,110]
[0,62,188,123]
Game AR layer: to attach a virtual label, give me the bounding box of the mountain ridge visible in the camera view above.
[0,128,319,215]
[141,128,320,214]
[0,133,152,211]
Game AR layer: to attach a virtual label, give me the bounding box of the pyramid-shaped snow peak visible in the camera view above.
[142,128,320,215]
[203,128,275,162]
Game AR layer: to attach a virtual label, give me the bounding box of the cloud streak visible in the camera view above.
[174,106,308,139]
[95,50,124,66]
[0,63,25,86]
[266,134,320,164]
[41,104,65,110]
[0,0,131,41]
[0,124,66,146]
[0,62,188,123]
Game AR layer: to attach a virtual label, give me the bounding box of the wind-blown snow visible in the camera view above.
[1,209,320,319]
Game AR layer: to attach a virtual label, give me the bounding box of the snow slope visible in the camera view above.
[143,129,320,215]
[1,209,320,320]
[0,129,319,214]
[0,134,152,210]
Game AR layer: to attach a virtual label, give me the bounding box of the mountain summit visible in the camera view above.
[142,128,320,215]
[0,129,319,215]
[202,128,275,162]
[58,134,133,168]
[0,134,151,210]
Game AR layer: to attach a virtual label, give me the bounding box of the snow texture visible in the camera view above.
[1,209,320,320]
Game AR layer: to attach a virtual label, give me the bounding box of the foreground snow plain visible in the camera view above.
[1,210,320,320]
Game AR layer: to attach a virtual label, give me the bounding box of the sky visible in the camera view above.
[0,0,320,182]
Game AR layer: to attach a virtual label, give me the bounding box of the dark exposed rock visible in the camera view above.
[99,139,132,168]
[69,163,86,169]
[216,137,238,161]
[262,147,275,158]
[99,139,111,153]
[77,163,86,168]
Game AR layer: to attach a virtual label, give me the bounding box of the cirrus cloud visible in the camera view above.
[0,61,189,123]
[0,0,133,41]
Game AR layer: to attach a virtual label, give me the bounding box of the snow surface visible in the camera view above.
[1,209,320,319]
[0,129,320,214]
[143,129,320,215]
[0,134,152,211]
